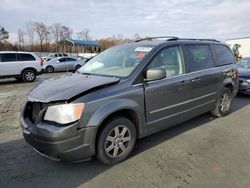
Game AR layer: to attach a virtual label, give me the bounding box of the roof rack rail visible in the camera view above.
[177,38,220,42]
[134,36,179,42]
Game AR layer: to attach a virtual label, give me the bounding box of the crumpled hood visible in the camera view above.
[28,74,120,102]
[238,68,250,78]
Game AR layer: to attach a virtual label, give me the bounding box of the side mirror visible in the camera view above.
[145,68,166,81]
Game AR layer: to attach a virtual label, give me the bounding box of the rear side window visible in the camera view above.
[17,54,36,61]
[185,44,214,72]
[213,44,235,66]
[1,53,17,62]
[59,58,66,62]
[66,58,76,61]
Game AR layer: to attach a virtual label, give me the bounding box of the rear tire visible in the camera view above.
[211,87,232,117]
[22,69,36,82]
[45,66,54,73]
[96,116,136,165]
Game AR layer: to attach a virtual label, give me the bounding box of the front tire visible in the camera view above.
[45,66,54,73]
[75,65,81,71]
[211,87,232,117]
[96,117,136,165]
[22,69,36,82]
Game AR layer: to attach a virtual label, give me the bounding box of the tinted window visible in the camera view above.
[213,44,235,66]
[59,58,66,62]
[185,45,214,71]
[148,46,184,77]
[63,54,68,56]
[66,58,76,61]
[237,58,250,69]
[17,53,36,61]
[58,54,63,57]
[54,54,58,57]
[1,53,17,62]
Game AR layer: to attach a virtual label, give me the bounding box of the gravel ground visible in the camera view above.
[0,73,250,188]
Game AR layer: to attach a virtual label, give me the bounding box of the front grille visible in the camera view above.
[25,102,44,123]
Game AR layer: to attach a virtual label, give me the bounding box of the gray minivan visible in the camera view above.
[21,37,238,165]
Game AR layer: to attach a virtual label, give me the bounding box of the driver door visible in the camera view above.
[55,58,67,71]
[144,45,192,134]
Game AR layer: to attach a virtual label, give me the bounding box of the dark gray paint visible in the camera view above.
[28,74,120,102]
[21,39,239,161]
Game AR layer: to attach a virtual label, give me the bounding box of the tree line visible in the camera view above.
[0,22,142,53]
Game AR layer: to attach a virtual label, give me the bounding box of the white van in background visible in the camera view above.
[0,51,43,82]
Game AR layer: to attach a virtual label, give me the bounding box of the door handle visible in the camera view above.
[191,78,200,83]
[177,80,189,91]
[179,80,189,85]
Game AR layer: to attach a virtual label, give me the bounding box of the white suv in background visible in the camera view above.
[0,51,43,82]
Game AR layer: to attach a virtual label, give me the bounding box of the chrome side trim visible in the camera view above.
[132,83,143,87]
[148,100,215,125]
[150,92,216,114]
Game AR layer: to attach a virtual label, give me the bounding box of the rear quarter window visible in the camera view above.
[17,54,36,61]
[185,44,214,72]
[212,44,235,66]
[1,53,17,62]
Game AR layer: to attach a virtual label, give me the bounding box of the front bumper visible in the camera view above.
[238,81,250,94]
[21,109,97,162]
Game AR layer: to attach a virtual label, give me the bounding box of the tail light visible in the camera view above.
[40,58,44,66]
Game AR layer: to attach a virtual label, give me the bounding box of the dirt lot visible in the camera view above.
[0,73,250,188]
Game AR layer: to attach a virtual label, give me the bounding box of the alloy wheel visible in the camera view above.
[220,92,231,113]
[25,71,35,81]
[105,125,132,158]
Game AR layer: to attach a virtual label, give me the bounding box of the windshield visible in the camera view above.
[78,44,155,77]
[237,59,250,69]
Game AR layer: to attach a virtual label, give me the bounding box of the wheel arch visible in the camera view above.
[45,65,54,70]
[21,67,38,75]
[223,78,234,92]
[87,99,145,155]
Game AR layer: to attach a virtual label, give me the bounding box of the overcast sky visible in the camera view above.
[1,0,250,42]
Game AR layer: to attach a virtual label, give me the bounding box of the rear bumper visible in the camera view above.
[21,113,97,162]
[37,69,44,75]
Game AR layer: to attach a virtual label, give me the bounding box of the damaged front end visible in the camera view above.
[20,73,119,161]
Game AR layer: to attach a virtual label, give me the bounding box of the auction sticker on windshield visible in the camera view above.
[134,47,152,52]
